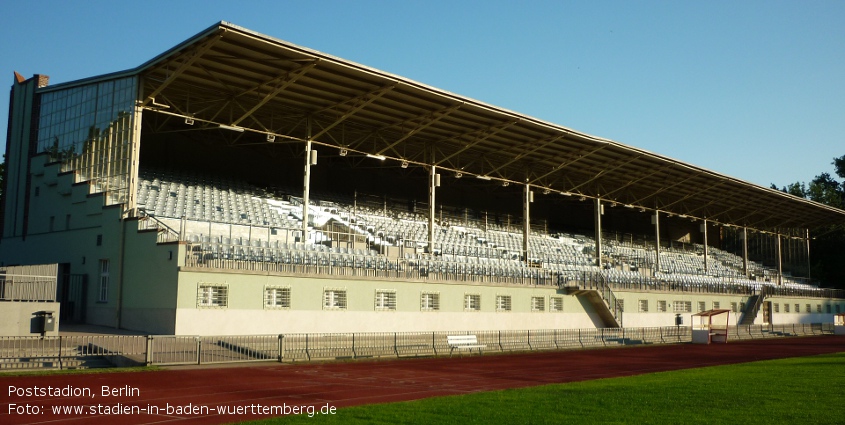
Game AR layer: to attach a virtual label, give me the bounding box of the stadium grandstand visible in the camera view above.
[2,21,845,335]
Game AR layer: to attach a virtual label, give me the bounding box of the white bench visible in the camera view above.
[447,335,486,357]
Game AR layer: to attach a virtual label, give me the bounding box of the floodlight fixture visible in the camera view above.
[219,124,245,132]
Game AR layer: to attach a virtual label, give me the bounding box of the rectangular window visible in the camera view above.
[197,284,228,308]
[324,289,347,310]
[730,302,738,313]
[375,290,397,311]
[774,303,780,313]
[657,300,667,312]
[531,296,545,312]
[697,301,706,312]
[817,304,822,313]
[496,295,512,312]
[465,294,481,311]
[673,301,691,313]
[638,300,649,313]
[617,299,624,312]
[784,303,790,313]
[712,301,720,310]
[795,304,800,313]
[98,259,109,302]
[264,286,291,309]
[421,292,440,311]
[807,304,812,314]
[826,304,832,314]
[550,297,563,312]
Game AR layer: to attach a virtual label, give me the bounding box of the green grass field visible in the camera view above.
[246,352,845,425]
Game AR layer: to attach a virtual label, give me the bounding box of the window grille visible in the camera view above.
[264,286,291,309]
[375,290,397,311]
[98,260,109,302]
[198,284,228,308]
[465,294,481,311]
[324,289,347,310]
[496,295,512,312]
[531,296,545,312]
[550,297,563,312]
[421,292,440,311]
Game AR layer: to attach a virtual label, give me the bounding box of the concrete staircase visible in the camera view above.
[563,273,622,328]
[0,353,113,371]
[739,288,767,325]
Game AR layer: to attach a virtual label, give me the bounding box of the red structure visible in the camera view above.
[692,309,731,344]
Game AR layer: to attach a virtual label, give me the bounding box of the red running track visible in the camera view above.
[2,336,844,425]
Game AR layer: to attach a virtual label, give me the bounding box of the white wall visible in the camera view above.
[0,302,60,336]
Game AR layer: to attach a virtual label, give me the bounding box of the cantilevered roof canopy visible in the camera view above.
[70,21,845,230]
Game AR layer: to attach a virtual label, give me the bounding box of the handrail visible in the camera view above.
[137,208,181,243]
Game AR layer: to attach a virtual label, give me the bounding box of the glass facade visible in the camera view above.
[36,76,137,206]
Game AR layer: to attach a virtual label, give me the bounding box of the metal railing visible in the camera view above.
[137,209,181,243]
[0,275,57,302]
[184,244,561,287]
[0,264,58,302]
[5,324,833,370]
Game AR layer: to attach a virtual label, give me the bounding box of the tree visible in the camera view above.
[774,155,845,289]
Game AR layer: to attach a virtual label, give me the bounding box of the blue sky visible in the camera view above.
[2,0,843,189]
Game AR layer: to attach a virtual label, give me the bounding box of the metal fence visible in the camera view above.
[0,264,58,301]
[0,324,834,370]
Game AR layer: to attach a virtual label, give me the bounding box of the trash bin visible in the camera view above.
[32,311,55,335]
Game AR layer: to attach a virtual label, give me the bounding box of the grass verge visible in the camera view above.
[245,352,845,425]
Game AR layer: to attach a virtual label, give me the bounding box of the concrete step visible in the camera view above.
[0,356,113,371]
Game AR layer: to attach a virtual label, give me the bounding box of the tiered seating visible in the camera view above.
[136,168,817,291]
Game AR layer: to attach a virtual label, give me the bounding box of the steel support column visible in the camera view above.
[523,183,531,264]
[742,227,749,278]
[653,211,661,276]
[806,229,811,281]
[776,231,783,285]
[428,165,437,253]
[702,219,709,274]
[301,119,313,240]
[594,198,602,268]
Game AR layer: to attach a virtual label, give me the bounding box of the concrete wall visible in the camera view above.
[166,269,845,335]
[0,302,60,336]
[173,270,598,335]
[119,228,182,334]
[0,156,131,328]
